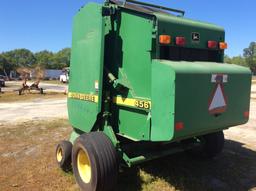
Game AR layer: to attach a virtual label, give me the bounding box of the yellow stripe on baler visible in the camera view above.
[68,92,98,103]
[113,96,151,110]
[68,92,151,110]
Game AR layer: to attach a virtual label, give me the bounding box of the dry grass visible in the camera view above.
[41,80,64,85]
[0,91,66,103]
[0,120,256,191]
[0,119,77,191]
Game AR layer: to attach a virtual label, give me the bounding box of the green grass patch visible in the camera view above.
[41,80,64,85]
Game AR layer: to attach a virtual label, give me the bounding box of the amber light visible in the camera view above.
[159,35,171,44]
[208,41,217,49]
[176,37,186,46]
[219,42,228,49]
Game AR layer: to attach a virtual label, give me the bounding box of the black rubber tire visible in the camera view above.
[193,131,225,159]
[72,132,118,191]
[203,131,225,158]
[56,140,73,172]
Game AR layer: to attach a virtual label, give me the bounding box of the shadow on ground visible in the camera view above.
[117,140,256,191]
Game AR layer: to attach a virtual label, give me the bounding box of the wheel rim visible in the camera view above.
[56,147,63,162]
[77,149,91,184]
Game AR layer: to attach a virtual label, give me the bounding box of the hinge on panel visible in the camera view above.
[102,5,117,16]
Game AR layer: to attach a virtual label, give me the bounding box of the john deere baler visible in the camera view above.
[55,1,251,190]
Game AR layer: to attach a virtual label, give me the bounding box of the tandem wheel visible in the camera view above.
[189,131,225,159]
[56,140,73,172]
[72,132,119,191]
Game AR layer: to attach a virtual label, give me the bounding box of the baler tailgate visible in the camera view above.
[151,60,251,141]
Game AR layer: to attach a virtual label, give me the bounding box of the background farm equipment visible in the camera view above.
[17,66,45,95]
[18,79,43,95]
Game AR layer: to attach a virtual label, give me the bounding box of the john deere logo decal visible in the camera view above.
[192,32,200,42]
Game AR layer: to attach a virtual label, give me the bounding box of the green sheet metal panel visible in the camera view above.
[151,60,175,141]
[68,3,104,132]
[112,10,154,141]
[118,10,153,97]
[153,60,251,141]
[154,12,225,50]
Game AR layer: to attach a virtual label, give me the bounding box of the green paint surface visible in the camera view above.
[151,60,175,141]
[154,60,251,141]
[68,3,104,132]
[155,12,225,49]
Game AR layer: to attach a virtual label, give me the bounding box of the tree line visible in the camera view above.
[0,48,70,76]
[224,42,256,74]
[0,42,255,77]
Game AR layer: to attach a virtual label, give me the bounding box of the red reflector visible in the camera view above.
[176,37,186,46]
[208,41,217,49]
[244,111,250,118]
[175,122,184,131]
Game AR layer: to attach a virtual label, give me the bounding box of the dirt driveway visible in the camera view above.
[0,98,67,124]
[0,80,68,124]
[0,84,255,191]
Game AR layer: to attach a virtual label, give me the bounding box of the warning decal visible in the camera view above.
[208,83,227,114]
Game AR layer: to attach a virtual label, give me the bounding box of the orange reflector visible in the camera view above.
[244,111,250,118]
[159,35,171,44]
[219,42,228,49]
[175,122,184,131]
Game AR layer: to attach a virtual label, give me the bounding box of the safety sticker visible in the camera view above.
[208,84,227,114]
[211,74,228,83]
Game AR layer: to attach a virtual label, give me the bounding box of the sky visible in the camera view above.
[0,0,255,57]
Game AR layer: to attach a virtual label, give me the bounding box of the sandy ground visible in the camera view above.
[252,82,256,99]
[0,80,68,124]
[225,82,256,142]
[0,98,67,124]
